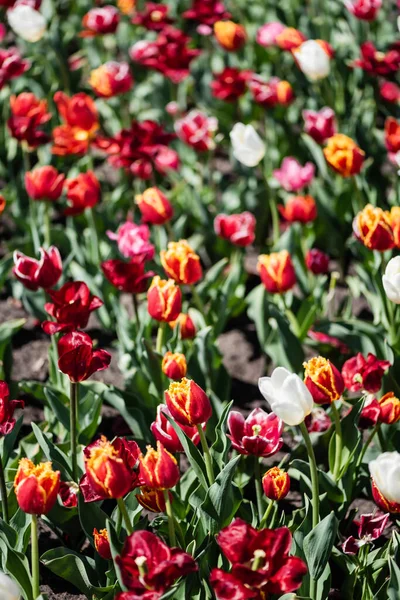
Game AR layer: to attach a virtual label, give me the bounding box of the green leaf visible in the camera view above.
[40,548,97,596]
[0,537,33,600]
[201,454,242,534]
[2,415,23,465]
[106,519,126,591]
[388,557,400,600]
[44,388,70,431]
[211,400,233,468]
[101,387,152,441]
[301,133,328,179]
[78,494,108,546]
[31,423,73,480]
[303,512,338,580]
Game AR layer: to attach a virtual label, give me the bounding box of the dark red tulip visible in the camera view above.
[13,247,62,291]
[57,331,111,383]
[0,381,24,436]
[342,353,391,393]
[214,212,256,247]
[102,258,154,294]
[354,42,400,76]
[150,405,201,453]
[211,67,250,102]
[8,92,51,147]
[0,48,30,90]
[42,281,103,335]
[305,248,330,275]
[132,3,174,30]
[183,0,231,26]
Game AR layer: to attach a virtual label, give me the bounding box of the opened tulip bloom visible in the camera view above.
[81,5,120,36]
[7,4,46,42]
[354,204,394,251]
[107,221,155,260]
[42,281,103,334]
[89,61,133,98]
[132,2,174,30]
[303,107,337,144]
[259,367,313,426]
[214,212,256,246]
[13,247,62,291]
[175,110,218,152]
[52,92,99,155]
[135,187,173,225]
[93,528,112,560]
[230,123,265,167]
[57,331,111,382]
[14,459,60,514]
[161,240,202,285]
[273,157,314,192]
[8,92,50,147]
[293,40,331,80]
[151,405,202,453]
[211,68,250,102]
[0,381,24,436]
[342,353,390,393]
[369,452,400,513]
[342,512,388,555]
[382,256,400,303]
[227,408,283,456]
[102,257,153,294]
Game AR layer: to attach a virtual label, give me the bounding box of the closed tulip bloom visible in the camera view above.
[389,207,400,247]
[162,351,187,380]
[279,195,317,223]
[8,4,46,42]
[256,22,285,47]
[0,195,5,215]
[353,204,394,251]
[165,378,212,426]
[359,395,381,429]
[273,157,315,192]
[383,257,400,303]
[324,134,365,177]
[169,312,196,339]
[82,436,140,501]
[293,40,331,80]
[25,166,65,201]
[342,353,390,393]
[58,331,111,382]
[161,240,202,285]
[345,0,382,20]
[150,405,202,453]
[214,212,256,246]
[214,20,246,51]
[0,572,21,600]
[257,251,296,294]
[369,452,400,513]
[14,459,60,514]
[275,27,306,50]
[262,467,290,500]
[302,107,336,144]
[305,249,330,275]
[81,6,120,36]
[230,123,265,168]
[378,392,400,424]
[107,221,155,260]
[140,441,180,489]
[227,408,283,456]
[135,187,173,225]
[147,276,182,322]
[13,247,62,291]
[259,367,313,426]
[59,481,79,508]
[384,117,400,156]
[0,48,30,91]
[0,381,24,436]
[175,110,218,152]
[136,486,171,512]
[304,356,344,405]
[89,62,133,98]
[64,171,100,216]
[102,258,153,294]
[93,528,112,560]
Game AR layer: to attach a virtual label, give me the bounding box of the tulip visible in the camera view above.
[162,351,187,380]
[81,5,120,36]
[136,486,169,512]
[342,353,390,393]
[378,392,400,424]
[58,331,111,383]
[384,117,400,156]
[42,281,103,335]
[308,329,350,354]
[324,133,365,177]
[230,123,266,167]
[369,452,400,513]
[249,76,294,108]
[150,405,201,453]
[0,195,5,215]
[8,4,46,42]
[64,171,100,216]
[14,459,60,514]
[256,22,285,47]
[0,48,29,91]
[160,240,202,285]
[52,91,99,155]
[382,256,400,303]
[59,481,79,508]
[353,204,393,251]
[303,356,344,405]
[165,378,212,427]
[175,110,218,152]
[273,157,315,192]
[302,107,337,144]
[13,247,62,291]
[293,40,331,80]
[305,407,332,433]
[147,276,182,322]
[183,0,231,25]
[0,381,24,436]
[93,528,112,560]
[345,0,382,20]
[275,27,306,50]
[305,249,330,275]
[359,396,381,429]
[169,312,196,339]
[259,367,314,426]
[257,251,296,294]
[380,81,400,104]
[390,207,400,247]
[279,195,317,223]
[139,441,180,490]
[107,221,155,260]
[214,20,246,51]
[211,67,250,102]
[342,512,389,555]
[0,572,21,600]
[262,467,290,500]
[132,3,174,30]
[227,408,283,456]
[25,166,65,201]
[89,61,133,98]
[214,212,255,247]
[101,258,153,294]
[135,187,173,225]
[354,42,400,77]
[8,93,50,147]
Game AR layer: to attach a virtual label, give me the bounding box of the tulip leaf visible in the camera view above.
[329,398,363,478]
[44,388,70,431]
[40,547,99,596]
[78,495,108,546]
[301,133,328,179]
[106,519,127,592]
[211,400,233,468]
[31,422,73,480]
[303,512,338,580]
[101,387,153,442]
[0,536,33,600]
[2,414,23,466]
[388,557,400,599]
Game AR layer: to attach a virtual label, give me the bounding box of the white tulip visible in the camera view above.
[8,5,46,43]
[230,123,265,168]
[0,572,21,600]
[258,367,314,426]
[382,256,400,304]
[294,40,330,81]
[369,452,400,504]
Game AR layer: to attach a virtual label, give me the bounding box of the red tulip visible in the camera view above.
[52,92,99,156]
[257,251,296,294]
[135,187,173,225]
[342,512,388,555]
[161,240,202,285]
[147,276,182,322]
[59,481,79,508]
[305,249,330,275]
[354,42,400,77]
[8,92,50,147]
[380,81,400,104]
[151,405,201,453]
[136,486,170,512]
[25,166,65,202]
[302,107,336,144]
[42,281,103,335]
[94,528,112,560]
[139,441,180,490]
[345,0,382,21]
[89,62,133,98]
[162,352,187,380]
[0,381,24,436]
[249,76,294,107]
[57,331,111,383]
[175,110,218,152]
[305,407,332,433]
[102,258,153,294]
[342,353,390,393]
[262,467,290,500]
[359,396,381,429]
[165,378,212,426]
[227,409,283,456]
[132,2,174,30]
[81,5,120,36]
[14,459,60,515]
[183,0,231,26]
[64,171,100,216]
[211,67,250,102]
[353,204,394,251]
[378,392,400,424]
[169,312,196,339]
[107,221,155,260]
[0,48,30,90]
[279,195,317,223]
[304,356,345,405]
[384,117,400,155]
[13,247,62,291]
[214,212,256,246]
[214,21,246,51]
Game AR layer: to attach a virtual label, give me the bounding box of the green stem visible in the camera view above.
[117,497,133,534]
[357,423,380,467]
[196,425,215,485]
[163,490,176,547]
[254,457,264,522]
[29,197,40,254]
[133,294,140,329]
[330,402,343,481]
[0,457,9,524]
[70,382,78,481]
[191,285,206,314]
[268,193,280,247]
[86,207,100,265]
[44,202,51,248]
[51,334,61,388]
[259,499,274,528]
[156,321,166,354]
[377,427,386,452]
[31,514,40,599]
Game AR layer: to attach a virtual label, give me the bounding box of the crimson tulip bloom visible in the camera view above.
[64,171,100,216]
[57,331,111,383]
[304,356,345,405]
[42,281,103,335]
[183,0,231,25]
[81,5,120,36]
[165,378,212,426]
[342,353,390,393]
[305,248,330,275]
[169,312,196,339]
[139,441,180,490]
[342,512,388,555]
[211,519,307,597]
[59,481,79,508]
[80,436,140,502]
[52,92,99,155]
[305,407,332,433]
[14,459,60,515]
[150,405,202,453]
[89,62,133,98]
[13,247,62,291]
[94,528,112,560]
[0,381,24,436]
[135,187,173,225]
[147,276,182,323]
[0,48,30,90]
[175,110,218,152]
[354,42,400,77]
[380,81,400,104]
[345,0,382,20]
[214,212,256,246]
[102,258,153,294]
[227,409,283,456]
[353,204,394,251]
[378,392,400,424]
[302,107,336,144]
[249,75,294,108]
[384,117,400,155]
[25,166,65,202]
[132,3,174,30]
[257,251,296,294]
[8,92,51,147]
[116,530,197,598]
[359,396,381,429]
[211,67,250,102]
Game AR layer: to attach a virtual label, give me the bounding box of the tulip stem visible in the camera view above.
[191,285,206,314]
[196,425,215,485]
[70,382,78,481]
[86,207,100,265]
[44,202,51,248]
[330,402,342,480]
[31,514,40,599]
[259,499,274,528]
[163,490,176,547]
[254,457,264,522]
[133,294,140,329]
[0,457,9,524]
[117,497,133,535]
[156,321,166,354]
[357,423,380,467]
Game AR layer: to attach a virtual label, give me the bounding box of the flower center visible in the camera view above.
[252,424,262,436]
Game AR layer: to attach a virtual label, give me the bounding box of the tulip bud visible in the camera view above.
[0,572,21,600]
[259,367,314,426]
[25,166,65,202]
[8,5,46,43]
[162,352,187,380]
[293,40,331,80]
[324,134,365,178]
[160,240,202,285]
[147,276,182,322]
[0,195,5,215]
[169,312,196,339]
[369,452,400,513]
[257,251,296,294]
[135,187,173,225]
[165,378,212,426]
[305,249,330,275]
[230,123,266,167]
[262,467,290,500]
[14,459,60,515]
[382,256,400,302]
[378,392,400,424]
[303,356,344,405]
[93,528,112,560]
[139,442,180,490]
[137,486,171,512]
[13,247,62,291]
[256,22,285,47]
[214,21,246,51]
[345,0,382,21]
[150,405,201,453]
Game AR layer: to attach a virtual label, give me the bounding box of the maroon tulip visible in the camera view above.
[42,281,103,335]
[342,353,391,393]
[150,405,202,453]
[211,67,251,102]
[0,48,30,91]
[305,248,330,275]
[214,212,256,247]
[101,258,154,294]
[81,5,120,36]
[57,331,111,383]
[305,408,332,433]
[359,396,381,429]
[132,2,174,30]
[0,381,24,436]
[59,481,79,508]
[13,247,62,291]
[302,107,336,144]
[354,42,400,77]
[227,408,283,456]
[342,512,389,555]
[183,0,231,26]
